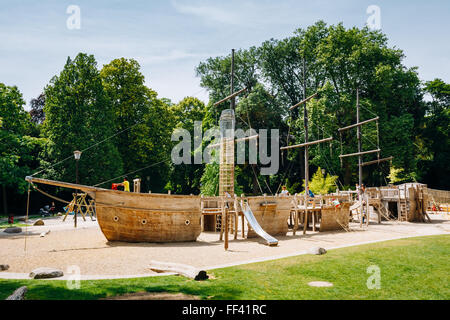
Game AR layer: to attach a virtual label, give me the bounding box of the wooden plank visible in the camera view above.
[26,176,99,193]
[213,88,247,106]
[361,156,393,167]
[235,134,259,143]
[289,93,318,111]
[338,117,379,132]
[280,137,333,151]
[149,261,208,281]
[339,149,381,158]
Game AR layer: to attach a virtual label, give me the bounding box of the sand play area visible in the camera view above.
[1,214,449,280]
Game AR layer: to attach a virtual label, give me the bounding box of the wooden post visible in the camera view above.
[224,208,229,250]
[303,57,310,234]
[133,178,141,193]
[74,193,77,228]
[230,49,235,110]
[356,89,364,228]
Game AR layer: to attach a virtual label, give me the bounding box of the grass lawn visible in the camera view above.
[0,235,449,300]
[0,223,31,229]
[0,215,54,229]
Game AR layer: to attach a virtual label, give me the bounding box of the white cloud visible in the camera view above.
[137,50,211,65]
[171,0,240,25]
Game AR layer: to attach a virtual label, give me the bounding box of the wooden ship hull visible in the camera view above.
[246,196,292,238]
[26,177,202,243]
[319,203,351,232]
[95,190,201,242]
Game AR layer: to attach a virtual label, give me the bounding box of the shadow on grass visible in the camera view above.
[0,275,245,300]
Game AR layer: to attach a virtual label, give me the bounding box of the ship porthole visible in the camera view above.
[185,220,190,226]
[113,216,119,222]
[142,219,147,225]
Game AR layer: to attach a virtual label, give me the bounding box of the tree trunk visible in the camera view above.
[252,165,259,194]
[344,160,352,187]
[300,152,305,187]
[2,185,7,217]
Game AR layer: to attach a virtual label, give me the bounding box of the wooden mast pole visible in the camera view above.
[303,57,310,235]
[337,90,393,227]
[231,49,235,111]
[280,58,331,234]
[356,89,364,227]
[224,48,235,251]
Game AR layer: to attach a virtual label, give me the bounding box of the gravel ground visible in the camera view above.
[0,214,449,278]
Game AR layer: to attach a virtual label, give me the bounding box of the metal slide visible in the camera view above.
[350,202,362,211]
[240,200,278,246]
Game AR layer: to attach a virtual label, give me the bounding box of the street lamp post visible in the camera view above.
[74,150,82,184]
[73,150,82,228]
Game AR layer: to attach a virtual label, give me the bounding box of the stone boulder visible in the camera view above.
[6,286,28,300]
[29,267,64,279]
[309,247,327,255]
[33,219,45,226]
[3,227,22,234]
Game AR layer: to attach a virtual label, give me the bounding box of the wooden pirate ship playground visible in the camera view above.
[24,50,450,251]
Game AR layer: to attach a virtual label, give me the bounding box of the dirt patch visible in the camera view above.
[101,292,201,300]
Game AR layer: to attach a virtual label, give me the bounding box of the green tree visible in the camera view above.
[100,58,174,192]
[302,167,338,194]
[418,79,450,188]
[170,97,206,194]
[42,53,123,186]
[0,83,45,215]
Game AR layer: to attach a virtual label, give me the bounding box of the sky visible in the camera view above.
[0,0,449,109]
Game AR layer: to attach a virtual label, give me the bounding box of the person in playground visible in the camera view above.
[306,187,315,206]
[280,186,290,196]
[224,191,231,208]
[117,177,130,192]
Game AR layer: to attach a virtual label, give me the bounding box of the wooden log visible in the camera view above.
[280,137,333,150]
[289,93,318,110]
[361,156,393,167]
[339,149,381,158]
[6,286,28,300]
[338,117,379,132]
[213,88,247,106]
[149,261,208,281]
[26,176,98,193]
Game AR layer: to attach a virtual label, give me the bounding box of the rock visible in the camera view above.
[0,264,9,271]
[3,227,22,234]
[40,230,51,237]
[33,219,45,226]
[29,267,64,279]
[309,247,327,255]
[6,286,28,300]
[17,217,27,222]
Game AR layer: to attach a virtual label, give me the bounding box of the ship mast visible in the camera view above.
[338,88,393,227]
[219,49,236,197]
[280,57,333,234]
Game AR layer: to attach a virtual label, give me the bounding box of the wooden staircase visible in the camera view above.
[399,199,409,221]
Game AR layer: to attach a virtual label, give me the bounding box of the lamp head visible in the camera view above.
[73,150,82,160]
